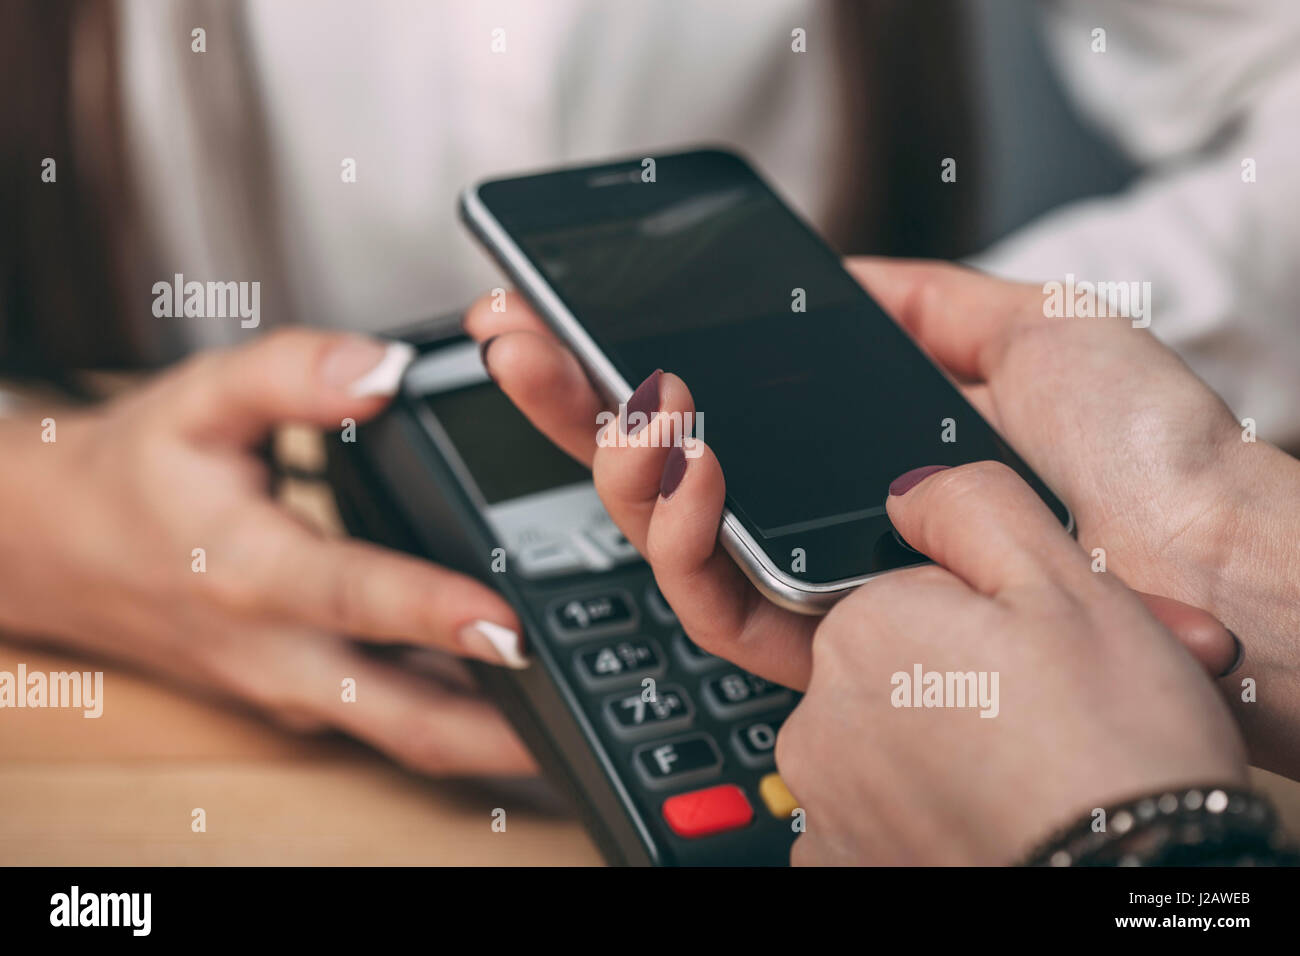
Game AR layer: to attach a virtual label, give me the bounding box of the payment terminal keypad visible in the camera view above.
[517,572,801,860]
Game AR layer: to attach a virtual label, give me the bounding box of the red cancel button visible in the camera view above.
[662,784,754,838]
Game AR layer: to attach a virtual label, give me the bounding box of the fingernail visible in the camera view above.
[458,620,528,670]
[1218,630,1245,678]
[478,335,500,382]
[624,369,663,436]
[888,465,950,497]
[323,338,415,397]
[660,445,687,499]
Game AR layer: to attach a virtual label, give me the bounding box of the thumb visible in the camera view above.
[845,257,1037,381]
[884,460,1086,597]
[884,462,1241,679]
[167,329,415,445]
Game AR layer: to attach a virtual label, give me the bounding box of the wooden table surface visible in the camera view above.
[0,636,602,866]
[2,418,1298,866]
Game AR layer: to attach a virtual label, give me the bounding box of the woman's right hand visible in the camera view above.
[844,259,1300,778]
[464,259,1300,776]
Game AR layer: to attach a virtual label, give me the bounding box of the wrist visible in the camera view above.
[1195,439,1300,774]
[1201,440,1300,633]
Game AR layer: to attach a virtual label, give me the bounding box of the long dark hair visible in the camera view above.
[0,0,153,383]
[0,0,289,383]
[827,0,979,257]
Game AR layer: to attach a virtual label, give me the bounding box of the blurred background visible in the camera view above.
[6,0,1297,446]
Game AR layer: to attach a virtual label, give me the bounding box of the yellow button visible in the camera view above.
[759,773,799,819]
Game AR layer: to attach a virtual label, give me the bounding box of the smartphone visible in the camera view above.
[460,148,1071,614]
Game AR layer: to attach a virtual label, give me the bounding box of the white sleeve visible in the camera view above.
[972,0,1300,445]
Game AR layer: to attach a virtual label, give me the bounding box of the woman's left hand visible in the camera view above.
[778,460,1247,865]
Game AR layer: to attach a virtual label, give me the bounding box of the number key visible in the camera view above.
[547,590,638,642]
[602,684,694,740]
[574,639,665,690]
[703,671,792,719]
[732,717,782,768]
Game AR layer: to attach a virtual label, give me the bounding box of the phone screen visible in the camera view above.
[476,150,1068,584]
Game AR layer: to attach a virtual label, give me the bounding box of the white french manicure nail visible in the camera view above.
[348,341,416,398]
[459,620,529,669]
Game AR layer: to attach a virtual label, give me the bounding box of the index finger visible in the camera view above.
[462,288,554,340]
[463,289,610,468]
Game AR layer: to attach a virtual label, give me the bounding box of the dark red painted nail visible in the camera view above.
[889,465,950,497]
[660,445,687,499]
[624,369,663,436]
[479,335,500,382]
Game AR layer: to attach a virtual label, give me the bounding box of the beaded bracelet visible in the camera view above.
[1024,785,1300,866]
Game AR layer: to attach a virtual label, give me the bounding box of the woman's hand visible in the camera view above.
[777,461,1248,865]
[0,329,534,776]
[461,279,1244,692]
